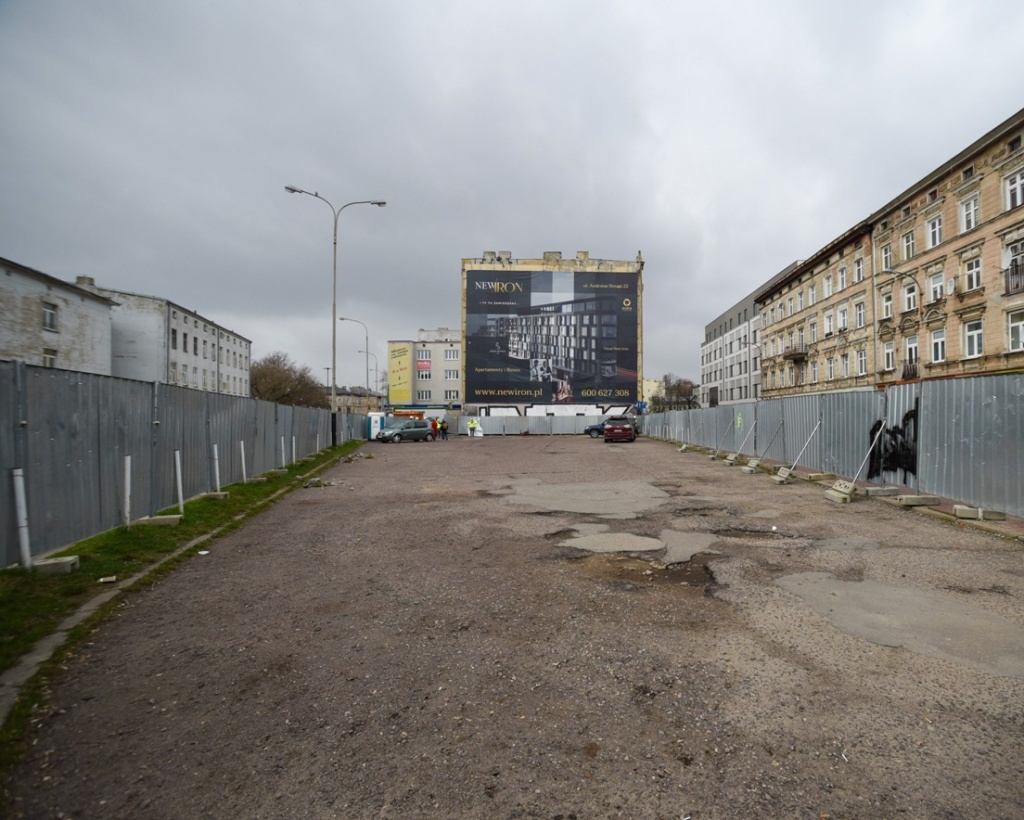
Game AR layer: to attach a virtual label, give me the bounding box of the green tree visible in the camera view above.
[651,373,699,411]
[250,352,329,408]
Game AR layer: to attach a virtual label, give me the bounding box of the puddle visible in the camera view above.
[578,553,719,593]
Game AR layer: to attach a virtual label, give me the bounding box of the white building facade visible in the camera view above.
[75,277,252,396]
[1,257,114,374]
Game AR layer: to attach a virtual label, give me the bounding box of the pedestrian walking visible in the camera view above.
[430,418,439,441]
[440,419,449,440]
[467,418,479,438]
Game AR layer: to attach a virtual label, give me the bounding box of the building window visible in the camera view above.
[904,282,918,312]
[824,276,833,297]
[926,215,943,248]
[42,302,58,331]
[837,305,849,330]
[882,293,893,319]
[811,361,818,383]
[797,290,804,310]
[906,335,919,363]
[444,389,460,401]
[417,390,432,401]
[418,369,431,380]
[1007,171,1024,210]
[902,230,916,260]
[42,348,57,368]
[182,333,188,354]
[854,301,866,328]
[964,258,982,291]
[202,369,207,389]
[960,196,979,232]
[1009,309,1024,351]
[203,340,208,359]
[808,285,816,305]
[964,320,983,358]
[853,258,864,283]
[884,341,895,371]
[192,367,198,387]
[787,297,794,316]
[838,267,847,290]
[444,369,459,380]
[824,311,834,336]
[841,354,850,378]
[826,357,835,381]
[444,349,460,360]
[171,328,177,350]
[417,348,431,360]
[931,329,946,362]
[809,321,817,343]
[929,273,944,302]
[882,244,893,270]
[193,337,198,355]
[857,349,867,376]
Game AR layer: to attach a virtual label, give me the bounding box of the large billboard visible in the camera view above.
[464,269,639,405]
[388,342,413,405]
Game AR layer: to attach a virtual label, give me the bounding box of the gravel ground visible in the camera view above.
[7,434,1024,819]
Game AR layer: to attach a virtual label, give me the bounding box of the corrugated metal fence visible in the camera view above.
[1,362,359,565]
[642,374,1024,517]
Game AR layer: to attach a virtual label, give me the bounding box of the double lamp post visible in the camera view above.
[284,187,385,422]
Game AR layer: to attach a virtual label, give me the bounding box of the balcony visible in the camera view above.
[1005,262,1024,296]
[782,344,808,361]
[901,360,919,381]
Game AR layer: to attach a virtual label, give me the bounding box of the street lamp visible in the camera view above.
[284,186,385,425]
[340,316,369,413]
[358,349,379,399]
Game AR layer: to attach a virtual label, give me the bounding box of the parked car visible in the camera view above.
[376,419,434,443]
[586,416,639,438]
[603,415,637,443]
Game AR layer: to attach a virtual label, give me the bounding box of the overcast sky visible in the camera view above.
[3,1,1023,391]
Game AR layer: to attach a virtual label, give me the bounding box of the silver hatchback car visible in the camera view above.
[376,419,435,443]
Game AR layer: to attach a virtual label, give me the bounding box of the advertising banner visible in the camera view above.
[388,342,413,405]
[464,269,638,404]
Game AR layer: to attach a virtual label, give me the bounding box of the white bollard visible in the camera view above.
[123,454,132,528]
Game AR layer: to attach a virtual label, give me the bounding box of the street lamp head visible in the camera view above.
[371,201,386,207]
[284,186,302,194]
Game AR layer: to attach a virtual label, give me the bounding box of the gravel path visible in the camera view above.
[8,435,1024,818]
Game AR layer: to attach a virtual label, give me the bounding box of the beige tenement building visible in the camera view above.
[755,106,1024,396]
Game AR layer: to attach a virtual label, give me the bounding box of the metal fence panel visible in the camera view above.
[1,362,23,565]
[878,382,921,491]
[820,391,881,480]
[779,395,821,469]
[754,398,787,463]
[919,375,1024,516]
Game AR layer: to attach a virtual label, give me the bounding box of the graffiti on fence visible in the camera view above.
[867,399,918,482]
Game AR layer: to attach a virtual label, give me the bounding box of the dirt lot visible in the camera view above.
[8,435,1024,818]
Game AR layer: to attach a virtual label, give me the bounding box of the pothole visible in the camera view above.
[577,553,719,594]
[714,528,787,540]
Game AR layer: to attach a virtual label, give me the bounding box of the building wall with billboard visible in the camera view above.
[387,342,413,405]
[462,250,643,411]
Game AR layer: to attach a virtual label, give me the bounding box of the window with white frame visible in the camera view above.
[964,320,983,358]
[824,275,833,297]
[1010,240,1024,271]
[838,305,848,330]
[416,349,431,360]
[418,369,431,380]
[170,363,177,384]
[808,285,816,305]
[926,215,943,248]
[824,311,834,336]
[857,348,867,375]
[1007,171,1024,210]
[841,353,850,378]
[43,348,57,368]
[1009,309,1024,351]
[787,297,794,316]
[444,369,459,380]
[444,389,460,401]
[769,306,776,323]
[964,257,982,291]
[797,290,805,310]
[854,301,865,328]
[444,349,460,360]
[192,367,198,386]
[884,341,895,371]
[929,273,944,302]
[906,335,918,363]
[838,267,847,290]
[827,357,835,380]
[42,302,58,331]
[904,282,918,312]
[854,258,864,283]
[798,327,805,345]
[931,328,946,362]
[902,231,915,260]
[811,361,818,383]
[809,321,817,342]
[417,390,432,401]
[882,293,893,319]
[960,196,979,232]
[882,243,893,270]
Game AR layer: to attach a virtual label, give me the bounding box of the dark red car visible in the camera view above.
[603,415,637,443]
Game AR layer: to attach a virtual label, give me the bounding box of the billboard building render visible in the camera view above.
[461,251,644,415]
